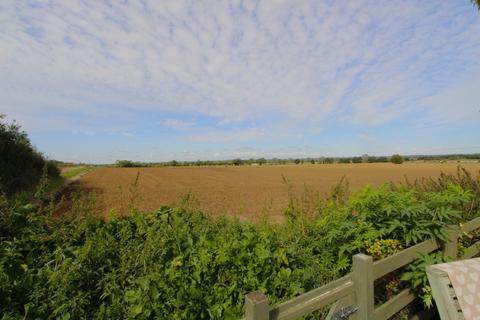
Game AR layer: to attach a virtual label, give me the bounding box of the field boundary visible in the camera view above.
[244,216,480,320]
[61,165,95,180]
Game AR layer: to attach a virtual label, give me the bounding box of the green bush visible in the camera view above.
[231,158,243,166]
[390,154,404,164]
[368,156,389,163]
[0,200,341,319]
[0,115,59,195]
[338,158,351,164]
[115,160,150,167]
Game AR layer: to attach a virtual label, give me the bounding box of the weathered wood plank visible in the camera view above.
[353,254,374,320]
[373,289,415,320]
[269,275,353,320]
[461,216,480,232]
[462,241,480,259]
[373,239,439,279]
[444,225,460,259]
[245,291,269,320]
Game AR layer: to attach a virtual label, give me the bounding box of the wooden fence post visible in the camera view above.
[353,253,374,320]
[245,291,269,320]
[443,225,460,259]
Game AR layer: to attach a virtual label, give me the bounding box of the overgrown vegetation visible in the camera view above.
[1,165,479,319]
[0,114,59,195]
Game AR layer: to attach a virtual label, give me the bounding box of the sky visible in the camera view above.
[1,0,479,164]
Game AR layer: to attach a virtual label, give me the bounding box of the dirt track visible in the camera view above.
[77,163,480,221]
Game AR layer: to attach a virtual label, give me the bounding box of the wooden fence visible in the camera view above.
[244,216,480,320]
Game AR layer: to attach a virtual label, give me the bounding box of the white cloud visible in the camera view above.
[0,0,479,159]
[416,72,480,127]
[189,128,267,143]
[162,118,195,130]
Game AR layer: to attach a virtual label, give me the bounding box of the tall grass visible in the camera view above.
[60,166,95,179]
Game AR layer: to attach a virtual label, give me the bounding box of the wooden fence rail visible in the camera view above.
[244,218,480,320]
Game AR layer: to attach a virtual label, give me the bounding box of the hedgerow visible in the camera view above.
[0,114,59,195]
[0,201,341,319]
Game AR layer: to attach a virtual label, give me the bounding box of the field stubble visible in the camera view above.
[77,162,480,221]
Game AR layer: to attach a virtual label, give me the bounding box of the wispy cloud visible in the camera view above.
[0,0,479,162]
[162,118,195,130]
[189,128,267,143]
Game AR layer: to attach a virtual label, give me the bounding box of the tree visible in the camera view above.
[369,156,388,163]
[390,154,404,164]
[324,157,334,164]
[232,158,243,166]
[472,0,480,10]
[352,157,362,163]
[0,114,59,194]
[115,160,134,167]
[257,158,266,166]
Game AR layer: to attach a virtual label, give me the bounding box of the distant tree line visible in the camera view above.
[112,153,480,168]
[52,160,91,167]
[408,153,480,161]
[115,160,152,168]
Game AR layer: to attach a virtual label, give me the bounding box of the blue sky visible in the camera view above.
[1,0,479,163]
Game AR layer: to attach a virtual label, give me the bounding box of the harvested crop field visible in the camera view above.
[77,163,480,221]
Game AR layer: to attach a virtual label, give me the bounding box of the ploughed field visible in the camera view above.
[78,162,480,221]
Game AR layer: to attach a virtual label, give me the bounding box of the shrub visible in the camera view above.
[390,154,404,164]
[352,157,362,163]
[368,156,389,163]
[338,158,351,164]
[324,157,334,164]
[115,160,150,167]
[0,201,341,319]
[231,158,243,166]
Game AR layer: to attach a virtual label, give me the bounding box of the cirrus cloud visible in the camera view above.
[0,0,479,162]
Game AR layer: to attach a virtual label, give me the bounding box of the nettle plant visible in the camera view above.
[323,182,471,269]
[343,183,472,309]
[348,184,470,247]
[401,252,451,308]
